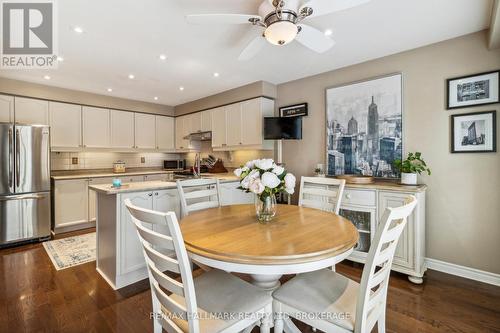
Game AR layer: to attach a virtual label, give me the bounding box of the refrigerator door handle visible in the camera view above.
[8,128,13,191]
[15,129,20,188]
[0,194,47,201]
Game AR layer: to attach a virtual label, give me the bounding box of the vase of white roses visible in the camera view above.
[234,159,296,223]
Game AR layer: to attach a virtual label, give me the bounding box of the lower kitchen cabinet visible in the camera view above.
[220,181,254,205]
[53,179,90,233]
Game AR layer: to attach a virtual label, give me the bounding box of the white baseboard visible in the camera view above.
[425,258,500,287]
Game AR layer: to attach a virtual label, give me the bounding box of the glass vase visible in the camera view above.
[255,195,277,223]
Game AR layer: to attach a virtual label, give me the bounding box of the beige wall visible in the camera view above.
[276,31,500,274]
[174,81,277,116]
[0,77,174,116]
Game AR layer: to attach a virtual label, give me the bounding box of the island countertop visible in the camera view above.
[89,173,240,194]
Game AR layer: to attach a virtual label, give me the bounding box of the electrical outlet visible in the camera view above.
[141,157,145,164]
[72,157,78,165]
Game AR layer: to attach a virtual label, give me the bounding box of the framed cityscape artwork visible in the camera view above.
[326,73,403,178]
[451,111,496,153]
[447,70,499,109]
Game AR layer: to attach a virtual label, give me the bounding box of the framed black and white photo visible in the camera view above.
[451,111,496,153]
[326,73,403,178]
[447,70,499,109]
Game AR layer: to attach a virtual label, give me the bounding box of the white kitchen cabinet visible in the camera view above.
[190,112,202,133]
[226,103,242,146]
[220,181,253,206]
[211,107,227,148]
[53,179,89,233]
[241,98,265,146]
[143,173,169,181]
[14,97,49,125]
[49,102,82,149]
[155,116,174,150]
[110,110,135,149]
[135,113,156,149]
[201,110,212,132]
[82,106,110,148]
[175,115,191,150]
[0,94,14,123]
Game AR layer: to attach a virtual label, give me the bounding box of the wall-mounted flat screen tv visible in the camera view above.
[264,117,303,140]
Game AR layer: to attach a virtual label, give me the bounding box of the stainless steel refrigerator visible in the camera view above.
[0,123,51,246]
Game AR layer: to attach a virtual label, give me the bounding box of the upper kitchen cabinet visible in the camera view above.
[211,107,227,148]
[201,110,212,132]
[226,103,242,146]
[14,97,49,125]
[190,112,202,133]
[110,110,135,149]
[175,115,191,150]
[0,94,14,123]
[49,102,82,149]
[82,106,110,148]
[241,98,273,147]
[134,113,156,149]
[156,116,174,150]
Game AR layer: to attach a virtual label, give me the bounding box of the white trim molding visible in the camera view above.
[425,258,500,287]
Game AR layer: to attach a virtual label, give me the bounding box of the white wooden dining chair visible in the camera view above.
[298,177,346,214]
[125,199,273,333]
[272,196,418,333]
[177,178,222,218]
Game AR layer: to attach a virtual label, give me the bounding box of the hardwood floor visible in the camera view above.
[1,232,499,333]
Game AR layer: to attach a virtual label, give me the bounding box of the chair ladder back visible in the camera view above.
[354,196,417,333]
[298,176,346,214]
[177,179,222,218]
[125,199,200,333]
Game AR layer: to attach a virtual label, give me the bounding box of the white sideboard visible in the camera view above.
[338,182,426,284]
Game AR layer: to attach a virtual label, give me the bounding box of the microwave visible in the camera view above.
[164,159,185,170]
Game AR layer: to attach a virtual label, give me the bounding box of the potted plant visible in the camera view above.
[234,159,296,223]
[393,152,431,185]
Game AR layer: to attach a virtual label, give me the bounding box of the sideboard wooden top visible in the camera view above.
[342,179,427,193]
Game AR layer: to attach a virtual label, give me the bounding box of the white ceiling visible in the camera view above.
[0,0,493,106]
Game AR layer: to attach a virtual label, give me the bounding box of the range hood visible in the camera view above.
[184,131,212,141]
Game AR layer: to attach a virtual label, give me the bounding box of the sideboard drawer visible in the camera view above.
[342,189,376,207]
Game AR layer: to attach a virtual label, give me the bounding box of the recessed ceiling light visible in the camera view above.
[107,88,113,92]
[159,54,167,60]
[43,75,51,80]
[213,72,220,77]
[128,74,135,79]
[179,86,184,91]
[57,56,64,62]
[154,96,158,101]
[324,29,333,37]
[73,26,84,34]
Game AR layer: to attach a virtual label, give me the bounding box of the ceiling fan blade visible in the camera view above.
[238,36,267,61]
[186,14,262,25]
[295,24,335,53]
[299,0,370,18]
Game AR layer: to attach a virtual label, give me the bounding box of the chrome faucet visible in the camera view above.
[193,153,201,178]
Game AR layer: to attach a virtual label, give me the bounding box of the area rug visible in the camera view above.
[43,233,96,270]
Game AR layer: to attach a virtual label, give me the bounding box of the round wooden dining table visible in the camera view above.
[180,204,359,291]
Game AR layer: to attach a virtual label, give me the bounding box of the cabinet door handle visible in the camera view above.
[154,192,158,196]
[346,194,352,199]
[148,193,153,197]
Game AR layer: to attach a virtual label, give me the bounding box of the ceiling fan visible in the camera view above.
[186,0,371,61]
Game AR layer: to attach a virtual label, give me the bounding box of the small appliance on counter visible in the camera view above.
[113,160,126,173]
[164,159,185,170]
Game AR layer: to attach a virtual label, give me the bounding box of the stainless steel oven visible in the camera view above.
[164,159,185,170]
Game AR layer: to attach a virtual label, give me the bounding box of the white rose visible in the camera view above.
[285,187,295,195]
[241,169,260,189]
[284,173,296,190]
[261,172,281,189]
[234,168,243,177]
[255,158,274,170]
[241,166,249,172]
[249,178,265,194]
[245,160,256,169]
[272,165,285,176]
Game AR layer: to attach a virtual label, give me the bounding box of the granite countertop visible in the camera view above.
[89,173,240,194]
[51,167,182,180]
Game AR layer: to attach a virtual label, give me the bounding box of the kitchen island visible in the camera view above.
[89,175,252,289]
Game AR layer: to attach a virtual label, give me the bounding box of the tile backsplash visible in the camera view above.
[51,152,180,170]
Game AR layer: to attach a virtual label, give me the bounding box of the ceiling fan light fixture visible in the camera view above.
[264,21,298,46]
